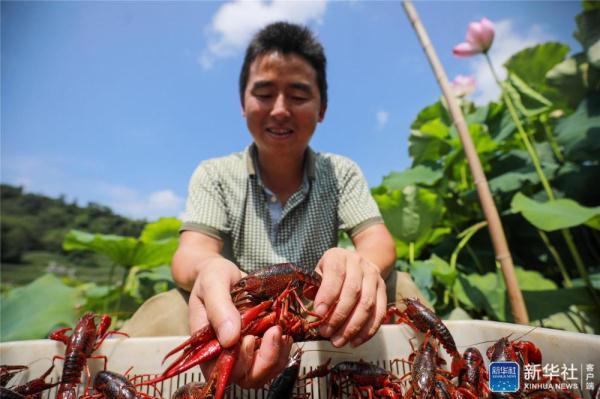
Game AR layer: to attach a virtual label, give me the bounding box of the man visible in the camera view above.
[122,21,423,389]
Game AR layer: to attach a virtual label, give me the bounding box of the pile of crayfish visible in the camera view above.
[2,262,591,399]
[262,298,585,399]
[262,297,467,399]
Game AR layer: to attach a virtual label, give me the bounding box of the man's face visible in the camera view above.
[242,51,326,160]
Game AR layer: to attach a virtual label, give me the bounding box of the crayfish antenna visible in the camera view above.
[163,339,223,381]
[162,343,190,365]
[298,358,332,381]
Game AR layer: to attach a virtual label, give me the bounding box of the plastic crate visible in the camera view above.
[1,321,599,398]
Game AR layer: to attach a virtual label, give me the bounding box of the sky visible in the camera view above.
[1,1,582,221]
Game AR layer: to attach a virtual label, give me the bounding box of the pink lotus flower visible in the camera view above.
[453,18,495,57]
[450,75,476,97]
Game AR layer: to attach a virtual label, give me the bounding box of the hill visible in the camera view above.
[1,184,146,285]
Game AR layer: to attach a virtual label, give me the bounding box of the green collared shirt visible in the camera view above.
[181,144,383,273]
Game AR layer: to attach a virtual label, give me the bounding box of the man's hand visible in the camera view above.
[189,258,293,388]
[313,247,388,348]
[188,258,243,341]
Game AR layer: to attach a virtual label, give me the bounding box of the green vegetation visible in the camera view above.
[1,184,145,267]
[1,216,179,340]
[372,5,600,332]
[1,250,119,288]
[62,219,180,318]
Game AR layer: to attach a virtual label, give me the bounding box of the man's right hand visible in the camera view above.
[187,256,293,388]
[188,258,243,345]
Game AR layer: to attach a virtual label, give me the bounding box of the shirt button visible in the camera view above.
[270,195,277,203]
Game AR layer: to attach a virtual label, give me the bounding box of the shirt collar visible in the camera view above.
[245,143,316,180]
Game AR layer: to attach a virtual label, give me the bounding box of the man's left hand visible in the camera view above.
[313,247,388,348]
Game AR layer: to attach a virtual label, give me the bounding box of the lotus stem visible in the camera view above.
[465,243,485,274]
[461,164,468,189]
[113,267,129,325]
[538,231,591,332]
[582,228,600,263]
[409,242,415,265]
[484,54,555,199]
[105,262,117,314]
[561,229,600,305]
[537,230,572,287]
[449,221,488,307]
[564,310,586,334]
[450,221,488,271]
[541,118,565,163]
[485,53,600,310]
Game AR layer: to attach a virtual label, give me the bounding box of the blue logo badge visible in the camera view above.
[489,361,520,393]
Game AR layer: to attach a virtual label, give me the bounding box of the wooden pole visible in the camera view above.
[402,0,529,324]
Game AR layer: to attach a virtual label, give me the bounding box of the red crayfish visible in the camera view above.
[486,335,542,366]
[386,298,463,375]
[50,312,128,399]
[403,338,475,399]
[1,366,29,388]
[456,347,489,399]
[0,365,57,399]
[139,263,331,399]
[485,335,582,399]
[267,346,353,399]
[80,370,159,399]
[266,347,306,399]
[301,359,404,398]
[171,382,211,399]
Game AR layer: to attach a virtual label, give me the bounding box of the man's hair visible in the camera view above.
[239,21,328,108]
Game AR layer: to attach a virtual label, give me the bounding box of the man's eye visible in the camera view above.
[254,92,272,99]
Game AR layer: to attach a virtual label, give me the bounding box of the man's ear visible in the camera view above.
[318,105,327,122]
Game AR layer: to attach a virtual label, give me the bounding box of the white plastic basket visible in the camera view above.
[1,321,599,398]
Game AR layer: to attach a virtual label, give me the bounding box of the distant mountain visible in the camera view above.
[1,184,145,263]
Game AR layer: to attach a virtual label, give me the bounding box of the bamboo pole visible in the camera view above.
[402,1,529,324]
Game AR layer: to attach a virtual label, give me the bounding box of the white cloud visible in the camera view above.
[199,0,327,69]
[376,110,389,129]
[469,20,552,104]
[2,155,74,198]
[95,184,185,221]
[2,155,185,221]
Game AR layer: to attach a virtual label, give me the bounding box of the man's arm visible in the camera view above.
[351,223,396,279]
[171,230,292,388]
[172,230,227,291]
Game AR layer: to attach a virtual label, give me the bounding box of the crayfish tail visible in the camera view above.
[56,383,78,399]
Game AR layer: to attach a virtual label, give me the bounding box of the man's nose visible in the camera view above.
[270,94,290,119]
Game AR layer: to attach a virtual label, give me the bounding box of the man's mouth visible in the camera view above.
[266,127,293,137]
